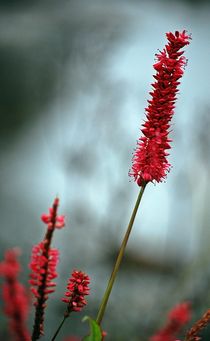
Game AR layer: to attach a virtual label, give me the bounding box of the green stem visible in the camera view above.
[96,183,147,325]
[51,316,67,341]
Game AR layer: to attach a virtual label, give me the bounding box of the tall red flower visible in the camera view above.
[130,30,191,186]
[0,248,30,341]
[150,302,191,341]
[62,270,90,315]
[29,197,65,340]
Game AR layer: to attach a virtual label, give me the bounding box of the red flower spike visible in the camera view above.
[62,270,90,316]
[129,30,191,186]
[29,197,65,340]
[150,302,191,341]
[0,249,30,341]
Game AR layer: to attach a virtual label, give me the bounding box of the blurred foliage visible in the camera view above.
[0,47,58,141]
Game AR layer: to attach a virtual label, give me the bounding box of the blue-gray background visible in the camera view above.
[1,0,210,340]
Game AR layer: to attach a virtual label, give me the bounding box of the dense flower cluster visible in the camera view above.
[0,249,30,341]
[29,242,59,300]
[130,30,191,186]
[150,302,191,341]
[29,197,65,340]
[62,270,90,315]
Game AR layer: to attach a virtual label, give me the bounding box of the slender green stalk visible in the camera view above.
[51,316,67,341]
[96,183,147,325]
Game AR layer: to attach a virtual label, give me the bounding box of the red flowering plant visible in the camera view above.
[28,198,91,341]
[96,30,191,328]
[29,197,65,340]
[150,302,192,341]
[51,270,90,341]
[2,29,210,341]
[0,248,30,341]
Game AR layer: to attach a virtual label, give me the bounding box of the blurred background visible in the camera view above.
[0,0,210,340]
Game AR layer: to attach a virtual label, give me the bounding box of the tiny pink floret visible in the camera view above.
[41,197,65,229]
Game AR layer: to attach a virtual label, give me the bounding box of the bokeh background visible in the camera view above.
[1,0,210,340]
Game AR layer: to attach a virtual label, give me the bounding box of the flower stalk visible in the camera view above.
[185,308,210,341]
[51,316,67,341]
[96,182,147,325]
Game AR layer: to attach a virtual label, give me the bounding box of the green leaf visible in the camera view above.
[82,316,102,341]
